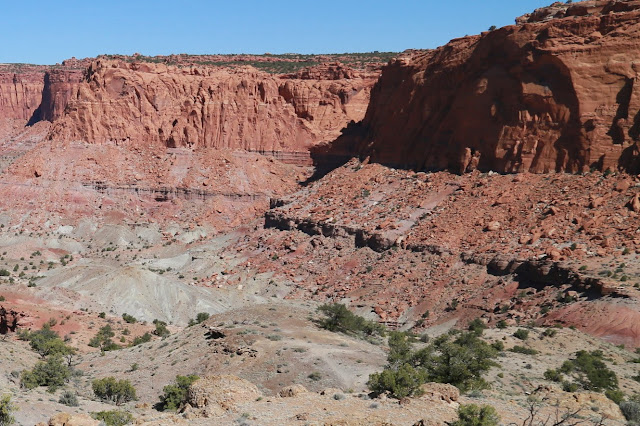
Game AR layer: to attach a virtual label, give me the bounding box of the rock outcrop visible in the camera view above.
[44,60,376,159]
[39,69,85,122]
[184,375,262,418]
[0,69,44,121]
[38,412,100,426]
[317,0,640,174]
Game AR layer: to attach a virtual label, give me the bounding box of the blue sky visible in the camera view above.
[2,1,551,64]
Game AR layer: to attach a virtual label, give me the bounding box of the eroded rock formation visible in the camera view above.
[317,0,640,174]
[43,60,376,158]
[0,69,44,121]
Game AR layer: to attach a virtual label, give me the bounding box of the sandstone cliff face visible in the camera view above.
[39,69,85,122]
[320,0,640,173]
[0,70,44,121]
[45,60,375,156]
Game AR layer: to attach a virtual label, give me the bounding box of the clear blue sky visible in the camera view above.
[2,0,551,64]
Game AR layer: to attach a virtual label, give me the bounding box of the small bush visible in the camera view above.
[21,356,70,392]
[605,389,624,404]
[368,363,426,398]
[572,350,618,391]
[58,390,79,407]
[317,303,385,338]
[510,346,538,355]
[152,319,170,337]
[620,400,640,422]
[0,394,15,425]
[27,325,74,359]
[91,410,133,426]
[544,369,562,382]
[468,319,487,336]
[513,329,529,340]
[188,312,210,327]
[496,320,507,329]
[121,313,137,324]
[368,331,498,398]
[308,372,321,381]
[92,377,137,406]
[450,403,500,426]
[562,381,578,392]
[131,332,152,346]
[88,325,119,351]
[551,350,620,397]
[158,375,199,411]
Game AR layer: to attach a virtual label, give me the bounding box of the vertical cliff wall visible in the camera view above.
[316,1,640,174]
[0,70,44,122]
[43,60,376,157]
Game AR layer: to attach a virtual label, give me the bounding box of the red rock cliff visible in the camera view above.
[46,60,376,155]
[321,0,640,173]
[0,69,44,121]
[39,69,85,122]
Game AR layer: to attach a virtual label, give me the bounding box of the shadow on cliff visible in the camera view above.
[25,105,43,127]
[303,121,365,185]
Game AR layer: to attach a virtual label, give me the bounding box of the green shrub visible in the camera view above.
[605,389,624,404]
[571,350,618,391]
[89,325,120,351]
[510,346,538,355]
[0,270,9,277]
[152,319,170,337]
[91,410,133,426]
[21,356,70,392]
[121,313,137,324]
[513,329,529,340]
[544,369,562,382]
[620,401,640,422]
[496,320,507,329]
[368,330,498,398]
[158,375,199,411]
[188,312,210,326]
[308,372,321,381]
[131,332,152,346]
[317,303,385,338]
[0,394,15,425]
[25,325,74,359]
[449,403,500,426]
[490,341,504,351]
[58,390,79,407]
[550,350,620,397]
[468,319,487,336]
[92,377,137,405]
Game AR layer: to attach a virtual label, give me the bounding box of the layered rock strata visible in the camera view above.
[0,69,44,121]
[43,60,375,159]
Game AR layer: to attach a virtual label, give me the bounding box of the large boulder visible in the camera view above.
[184,375,262,418]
